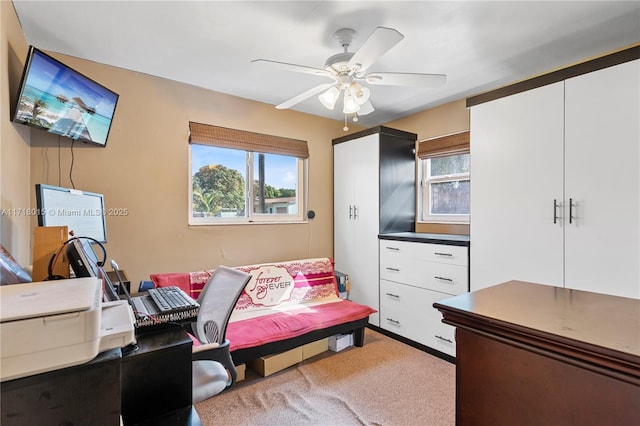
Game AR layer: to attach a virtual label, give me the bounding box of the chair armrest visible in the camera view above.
[191,339,231,364]
[192,342,221,354]
[192,339,237,386]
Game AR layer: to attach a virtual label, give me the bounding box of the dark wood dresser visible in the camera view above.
[434,280,640,426]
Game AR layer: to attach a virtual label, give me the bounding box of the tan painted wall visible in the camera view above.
[386,99,469,142]
[26,51,358,283]
[1,1,31,265]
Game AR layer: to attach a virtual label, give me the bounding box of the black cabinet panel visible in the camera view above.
[1,349,122,426]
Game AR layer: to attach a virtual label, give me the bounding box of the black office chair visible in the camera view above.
[189,265,251,403]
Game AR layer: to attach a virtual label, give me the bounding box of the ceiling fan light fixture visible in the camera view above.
[357,100,375,116]
[349,83,370,105]
[343,93,360,114]
[256,26,445,132]
[318,86,340,110]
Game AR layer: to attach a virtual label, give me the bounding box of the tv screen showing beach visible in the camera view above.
[13,47,118,147]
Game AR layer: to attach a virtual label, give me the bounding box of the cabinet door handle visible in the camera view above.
[385,292,400,298]
[353,205,358,219]
[434,252,453,257]
[553,199,559,224]
[386,318,400,325]
[385,267,400,272]
[569,198,574,224]
[434,276,453,282]
[385,246,400,251]
[435,335,453,344]
[349,205,353,220]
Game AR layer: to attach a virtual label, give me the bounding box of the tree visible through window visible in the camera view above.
[193,163,246,217]
[190,144,304,223]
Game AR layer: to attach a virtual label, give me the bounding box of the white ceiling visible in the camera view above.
[12,1,640,128]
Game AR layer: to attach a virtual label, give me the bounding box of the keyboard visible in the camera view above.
[147,287,199,313]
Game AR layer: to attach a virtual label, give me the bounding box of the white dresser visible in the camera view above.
[379,233,469,358]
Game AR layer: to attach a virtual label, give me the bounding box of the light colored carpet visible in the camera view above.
[195,329,455,425]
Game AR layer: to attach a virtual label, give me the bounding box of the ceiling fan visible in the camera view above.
[252,26,446,130]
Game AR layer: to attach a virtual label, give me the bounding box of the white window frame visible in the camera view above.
[189,147,307,225]
[420,156,470,224]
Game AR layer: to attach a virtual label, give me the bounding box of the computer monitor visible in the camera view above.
[36,184,107,243]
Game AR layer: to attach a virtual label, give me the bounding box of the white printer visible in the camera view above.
[0,277,136,382]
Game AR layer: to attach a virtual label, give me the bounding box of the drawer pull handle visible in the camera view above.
[385,267,400,272]
[386,318,400,325]
[434,252,453,257]
[434,276,453,282]
[385,292,400,298]
[435,335,453,344]
[385,246,400,251]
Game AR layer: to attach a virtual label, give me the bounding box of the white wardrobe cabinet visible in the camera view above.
[333,127,417,327]
[563,60,639,297]
[470,58,639,299]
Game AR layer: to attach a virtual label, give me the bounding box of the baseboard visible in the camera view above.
[366,325,456,364]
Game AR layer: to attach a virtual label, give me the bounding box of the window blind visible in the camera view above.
[188,122,309,158]
[417,130,470,159]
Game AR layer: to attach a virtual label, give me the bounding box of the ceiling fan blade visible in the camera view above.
[252,59,334,78]
[365,72,446,87]
[276,82,336,110]
[347,27,404,72]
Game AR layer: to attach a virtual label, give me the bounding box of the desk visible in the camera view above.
[1,349,122,426]
[121,324,200,426]
[434,281,640,426]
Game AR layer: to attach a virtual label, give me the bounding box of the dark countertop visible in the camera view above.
[435,280,640,360]
[378,232,470,246]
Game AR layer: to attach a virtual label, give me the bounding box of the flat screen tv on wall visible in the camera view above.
[12,46,119,147]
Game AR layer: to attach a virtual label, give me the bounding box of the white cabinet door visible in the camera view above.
[564,60,640,298]
[334,134,380,325]
[333,140,356,282]
[350,134,380,325]
[470,82,565,290]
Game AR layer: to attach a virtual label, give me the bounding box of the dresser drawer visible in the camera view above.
[380,254,468,295]
[380,280,430,345]
[380,240,468,266]
[380,280,456,357]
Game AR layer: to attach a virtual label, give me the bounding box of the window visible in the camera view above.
[417,131,470,223]
[188,122,307,224]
